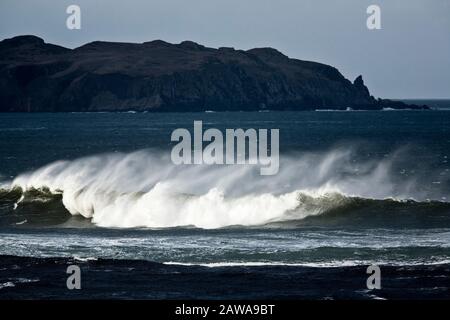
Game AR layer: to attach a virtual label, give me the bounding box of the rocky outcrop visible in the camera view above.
[0,35,428,112]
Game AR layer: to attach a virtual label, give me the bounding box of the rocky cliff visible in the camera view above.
[0,35,428,112]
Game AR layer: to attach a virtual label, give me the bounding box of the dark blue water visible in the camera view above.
[1,109,450,299]
[1,110,449,177]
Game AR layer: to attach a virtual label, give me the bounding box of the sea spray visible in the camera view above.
[9,147,437,229]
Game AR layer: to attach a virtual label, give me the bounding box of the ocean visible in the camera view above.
[1,103,450,299]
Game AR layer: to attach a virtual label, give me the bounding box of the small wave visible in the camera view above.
[164,259,450,268]
[0,282,15,290]
[382,108,417,111]
[315,108,367,112]
[73,255,98,262]
[0,278,39,290]
[163,261,360,268]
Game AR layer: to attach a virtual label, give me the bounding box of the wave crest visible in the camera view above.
[5,148,447,229]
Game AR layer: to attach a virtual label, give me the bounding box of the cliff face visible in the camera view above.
[0,35,427,112]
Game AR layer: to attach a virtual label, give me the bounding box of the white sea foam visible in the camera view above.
[163,261,365,268]
[10,148,432,229]
[163,259,450,268]
[0,282,15,290]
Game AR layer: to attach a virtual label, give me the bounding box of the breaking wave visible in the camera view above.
[1,148,448,229]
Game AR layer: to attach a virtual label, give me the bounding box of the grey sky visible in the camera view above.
[1,0,449,98]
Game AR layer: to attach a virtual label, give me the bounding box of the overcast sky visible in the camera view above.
[1,0,449,98]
